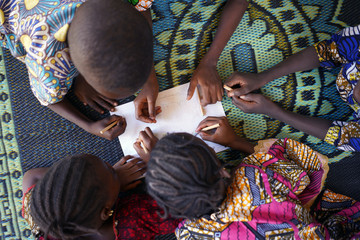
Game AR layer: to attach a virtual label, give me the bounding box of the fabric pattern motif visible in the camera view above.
[314,25,360,151]
[176,139,360,239]
[0,0,152,105]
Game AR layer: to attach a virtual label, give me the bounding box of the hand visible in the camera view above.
[187,61,223,106]
[133,127,158,163]
[87,115,126,140]
[134,68,161,123]
[196,116,240,147]
[73,74,118,114]
[225,72,268,98]
[353,81,360,104]
[113,156,146,191]
[231,93,279,115]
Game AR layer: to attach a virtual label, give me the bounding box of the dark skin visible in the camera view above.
[134,117,255,157]
[47,6,160,141]
[224,46,341,141]
[23,155,146,240]
[187,0,249,106]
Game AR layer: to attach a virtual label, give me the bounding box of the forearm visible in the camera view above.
[229,137,254,154]
[260,46,320,84]
[203,0,248,65]
[47,98,92,132]
[268,105,332,140]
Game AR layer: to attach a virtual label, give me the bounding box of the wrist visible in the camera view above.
[258,70,275,85]
[200,53,219,67]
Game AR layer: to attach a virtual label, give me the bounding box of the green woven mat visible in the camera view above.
[1,0,359,239]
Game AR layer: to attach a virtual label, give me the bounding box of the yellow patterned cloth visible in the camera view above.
[176,139,360,239]
[314,25,360,151]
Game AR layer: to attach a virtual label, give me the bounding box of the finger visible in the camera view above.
[87,100,105,114]
[196,119,220,132]
[123,180,142,191]
[95,96,116,112]
[147,101,156,120]
[144,127,156,139]
[155,106,162,115]
[230,88,248,98]
[187,79,197,100]
[225,72,240,86]
[98,94,118,107]
[217,88,224,102]
[108,117,127,137]
[199,131,213,141]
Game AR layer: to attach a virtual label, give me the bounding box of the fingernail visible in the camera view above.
[239,95,245,99]
[114,102,118,106]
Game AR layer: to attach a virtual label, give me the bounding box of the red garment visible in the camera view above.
[114,193,181,240]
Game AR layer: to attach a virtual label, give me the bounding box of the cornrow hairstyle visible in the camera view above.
[30,154,108,239]
[146,133,226,219]
[68,0,153,95]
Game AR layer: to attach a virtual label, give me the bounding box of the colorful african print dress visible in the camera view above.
[314,25,360,151]
[176,138,360,239]
[0,0,153,105]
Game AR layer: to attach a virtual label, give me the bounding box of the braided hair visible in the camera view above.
[30,154,108,239]
[146,133,226,219]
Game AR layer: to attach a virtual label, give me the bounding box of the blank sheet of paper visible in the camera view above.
[112,83,228,156]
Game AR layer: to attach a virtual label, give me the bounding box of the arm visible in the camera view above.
[226,46,321,96]
[196,116,254,154]
[188,0,249,105]
[47,98,126,140]
[232,94,332,140]
[22,167,49,195]
[134,9,162,122]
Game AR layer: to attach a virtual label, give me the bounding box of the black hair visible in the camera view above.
[146,133,226,219]
[30,154,107,239]
[68,0,153,95]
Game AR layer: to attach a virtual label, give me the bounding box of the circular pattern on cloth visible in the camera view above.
[152,0,354,166]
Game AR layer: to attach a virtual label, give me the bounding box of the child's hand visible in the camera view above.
[231,93,278,115]
[196,116,239,147]
[73,74,118,114]
[113,156,146,191]
[89,115,126,140]
[134,68,161,123]
[133,127,158,163]
[225,72,267,98]
[187,61,223,106]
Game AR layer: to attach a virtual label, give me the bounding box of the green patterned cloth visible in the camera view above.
[1,0,359,239]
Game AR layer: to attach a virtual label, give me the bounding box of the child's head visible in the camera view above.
[68,0,153,99]
[146,133,226,219]
[30,154,120,239]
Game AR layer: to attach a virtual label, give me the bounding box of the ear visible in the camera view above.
[100,207,112,221]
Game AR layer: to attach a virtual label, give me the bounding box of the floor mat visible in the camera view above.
[1,0,360,239]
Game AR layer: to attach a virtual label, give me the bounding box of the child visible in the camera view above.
[22,154,181,239]
[225,25,360,151]
[0,0,155,140]
[145,116,360,239]
[186,0,249,106]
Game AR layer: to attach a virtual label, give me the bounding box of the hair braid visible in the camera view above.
[146,133,226,219]
[30,154,108,239]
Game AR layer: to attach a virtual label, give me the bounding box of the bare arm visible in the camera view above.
[22,167,49,195]
[47,98,126,140]
[188,0,249,105]
[233,94,332,140]
[227,46,321,96]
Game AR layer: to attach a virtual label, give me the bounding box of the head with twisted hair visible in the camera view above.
[30,154,120,239]
[146,133,227,219]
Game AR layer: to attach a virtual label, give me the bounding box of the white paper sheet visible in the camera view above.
[112,83,228,156]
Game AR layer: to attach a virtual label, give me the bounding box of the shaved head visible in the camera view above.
[68,0,153,98]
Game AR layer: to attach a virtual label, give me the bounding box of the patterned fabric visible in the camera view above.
[176,139,360,239]
[22,186,179,239]
[0,0,152,106]
[314,25,360,151]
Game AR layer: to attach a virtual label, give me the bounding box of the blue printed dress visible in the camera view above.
[314,25,360,151]
[0,0,153,105]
